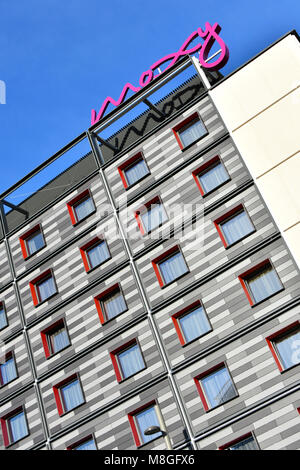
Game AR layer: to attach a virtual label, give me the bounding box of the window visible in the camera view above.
[110,340,145,382]
[80,237,110,272]
[118,152,150,189]
[1,408,29,447]
[239,260,283,306]
[129,403,163,447]
[41,319,70,358]
[0,302,8,330]
[135,197,168,235]
[19,224,45,259]
[152,246,189,288]
[195,364,237,411]
[266,322,300,372]
[68,435,97,450]
[172,301,211,346]
[0,353,17,386]
[214,205,255,248]
[192,156,230,196]
[172,112,207,149]
[29,269,57,306]
[53,374,85,416]
[94,284,127,324]
[220,433,259,450]
[67,189,96,225]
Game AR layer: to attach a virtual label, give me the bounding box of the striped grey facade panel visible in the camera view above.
[50,378,185,450]
[8,174,111,277]
[153,240,300,368]
[0,242,12,289]
[0,333,33,403]
[0,285,22,340]
[104,96,227,208]
[17,214,128,325]
[27,264,146,377]
[39,318,165,436]
[120,138,253,256]
[174,303,300,437]
[0,386,45,450]
[196,390,300,450]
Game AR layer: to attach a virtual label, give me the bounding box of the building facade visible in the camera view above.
[0,31,299,451]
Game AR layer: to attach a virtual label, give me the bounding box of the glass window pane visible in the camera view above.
[248,266,282,303]
[37,276,56,302]
[118,344,145,379]
[75,438,97,450]
[221,211,254,245]
[229,436,259,450]
[125,159,149,186]
[9,411,28,443]
[1,357,17,385]
[103,290,127,320]
[61,379,84,412]
[179,119,207,147]
[199,162,229,194]
[275,328,300,369]
[201,367,236,408]
[74,197,94,222]
[0,305,7,330]
[141,203,168,233]
[26,230,44,255]
[179,306,211,343]
[135,406,162,444]
[50,326,70,354]
[159,252,188,285]
[87,241,110,269]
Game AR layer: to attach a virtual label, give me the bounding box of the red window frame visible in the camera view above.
[53,373,84,417]
[194,362,236,412]
[151,245,188,288]
[172,112,207,150]
[171,300,211,346]
[238,259,282,306]
[40,318,70,359]
[266,321,300,372]
[214,204,255,248]
[29,269,57,307]
[192,156,229,196]
[66,189,95,226]
[94,283,127,325]
[218,432,257,450]
[0,351,17,386]
[134,196,167,236]
[128,400,159,447]
[79,236,110,272]
[19,224,45,260]
[66,434,97,450]
[110,338,145,383]
[118,152,150,189]
[1,406,28,448]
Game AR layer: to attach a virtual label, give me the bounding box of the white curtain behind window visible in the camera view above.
[221,211,254,245]
[125,160,149,186]
[9,412,28,443]
[61,380,84,411]
[118,344,145,378]
[248,267,282,303]
[160,252,188,285]
[1,357,17,385]
[104,291,127,320]
[202,367,236,408]
[179,306,211,343]
[179,120,206,147]
[136,406,162,444]
[74,197,94,221]
[275,329,300,369]
[38,276,56,302]
[87,241,110,268]
[141,203,168,233]
[199,162,229,194]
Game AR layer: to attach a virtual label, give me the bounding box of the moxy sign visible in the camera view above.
[91,22,229,126]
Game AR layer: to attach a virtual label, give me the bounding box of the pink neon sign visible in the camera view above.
[91,22,229,125]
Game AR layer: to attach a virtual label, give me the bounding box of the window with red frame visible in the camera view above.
[94,284,127,324]
[0,302,8,330]
[194,363,237,411]
[172,301,211,346]
[41,319,70,359]
[239,260,283,306]
[53,374,85,416]
[214,205,255,248]
[219,432,259,450]
[1,407,29,447]
[19,224,45,259]
[110,339,146,382]
[67,189,96,225]
[118,152,150,189]
[266,322,300,372]
[80,237,110,272]
[172,112,207,150]
[67,435,97,450]
[29,270,57,306]
[0,352,17,386]
[135,196,168,235]
[152,246,189,288]
[128,402,163,447]
[192,156,230,196]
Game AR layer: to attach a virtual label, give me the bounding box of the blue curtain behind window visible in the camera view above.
[61,380,84,412]
[199,163,229,194]
[9,412,28,443]
[125,160,149,186]
[221,211,254,245]
[87,241,110,268]
[160,252,188,285]
[51,327,70,353]
[0,306,7,330]
[1,357,17,385]
[229,436,258,450]
[141,203,168,233]
[75,439,97,450]
[27,231,44,255]
[104,291,127,320]
[275,329,300,369]
[136,407,162,444]
[179,306,211,343]
[248,267,282,303]
[118,344,145,379]
[179,120,206,147]
[74,197,94,221]
[202,367,236,408]
[38,276,56,302]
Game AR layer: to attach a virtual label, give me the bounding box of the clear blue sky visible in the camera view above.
[0,0,299,195]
